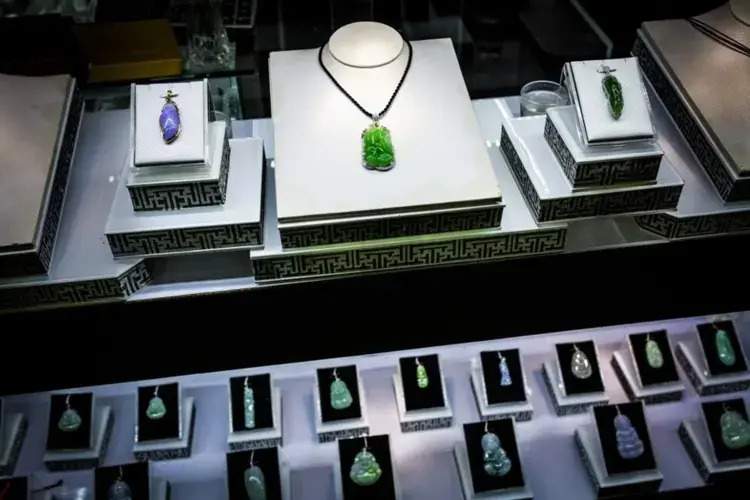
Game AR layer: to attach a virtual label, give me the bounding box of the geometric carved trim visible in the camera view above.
[634,212,750,239]
[254,227,566,282]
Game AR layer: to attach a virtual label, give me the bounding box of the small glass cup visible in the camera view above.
[520,81,569,117]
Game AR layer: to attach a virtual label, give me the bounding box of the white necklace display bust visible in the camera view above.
[328,22,404,68]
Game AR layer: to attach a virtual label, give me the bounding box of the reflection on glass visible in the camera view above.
[520,80,569,117]
[185,0,234,72]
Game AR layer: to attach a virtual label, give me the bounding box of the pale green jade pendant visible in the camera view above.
[720,408,750,450]
[244,382,256,430]
[349,448,382,486]
[715,328,736,367]
[571,345,592,379]
[645,337,664,369]
[330,371,353,410]
[146,386,167,420]
[362,121,395,171]
[58,408,82,432]
[244,464,267,500]
[416,359,429,389]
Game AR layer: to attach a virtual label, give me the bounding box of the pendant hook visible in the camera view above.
[65,394,71,408]
[484,421,489,433]
[615,405,621,415]
[597,64,616,75]
[118,465,124,480]
[162,89,179,103]
[415,357,420,366]
[153,385,159,397]
[244,376,249,388]
[371,113,380,123]
[333,368,338,380]
[250,449,255,466]
[363,434,369,450]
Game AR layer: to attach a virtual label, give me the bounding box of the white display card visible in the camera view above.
[569,58,654,143]
[133,80,208,166]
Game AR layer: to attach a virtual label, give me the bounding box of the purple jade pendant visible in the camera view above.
[614,413,644,459]
[159,89,181,144]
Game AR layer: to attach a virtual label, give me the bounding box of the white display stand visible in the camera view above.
[393,369,453,433]
[453,442,533,500]
[228,387,283,452]
[132,80,208,167]
[470,358,533,422]
[43,405,113,471]
[314,373,369,443]
[541,361,609,416]
[674,340,750,396]
[328,22,404,68]
[333,441,402,500]
[0,412,26,477]
[574,426,663,498]
[106,137,264,258]
[611,350,684,405]
[679,419,750,483]
[133,397,196,462]
[565,58,655,145]
[268,33,502,246]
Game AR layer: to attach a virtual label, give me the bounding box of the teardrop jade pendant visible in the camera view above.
[720,409,750,450]
[146,396,167,420]
[715,329,736,367]
[244,385,256,429]
[362,122,395,171]
[349,449,382,486]
[571,347,593,379]
[244,465,267,500]
[416,363,429,389]
[330,378,353,410]
[645,339,664,369]
[57,408,82,432]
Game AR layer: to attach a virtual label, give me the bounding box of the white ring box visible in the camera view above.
[610,339,684,405]
[133,394,195,462]
[678,419,750,483]
[470,356,533,422]
[0,401,26,477]
[674,339,750,396]
[43,397,113,472]
[393,355,453,433]
[453,440,533,500]
[541,354,609,417]
[314,368,369,444]
[227,381,283,452]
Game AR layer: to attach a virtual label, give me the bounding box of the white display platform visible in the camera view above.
[611,350,683,404]
[106,137,264,258]
[127,121,231,211]
[566,58,655,144]
[228,387,283,452]
[679,419,750,484]
[674,340,750,396]
[44,405,113,472]
[314,373,369,443]
[541,361,609,416]
[333,440,402,500]
[574,426,663,497]
[470,358,533,422]
[498,101,683,224]
[268,38,503,247]
[544,106,663,189]
[0,413,26,477]
[0,111,151,312]
[134,396,196,461]
[393,371,453,433]
[250,105,568,283]
[453,442,533,500]
[132,80,208,167]
[328,22,403,68]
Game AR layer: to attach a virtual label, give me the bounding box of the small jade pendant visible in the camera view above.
[362,121,395,171]
[146,396,167,420]
[330,377,353,410]
[108,479,132,500]
[645,338,664,369]
[244,464,267,500]
[614,413,645,459]
[481,432,512,476]
[349,449,382,486]
[720,409,750,450]
[571,345,593,380]
[244,384,256,429]
[715,329,736,367]
[416,360,429,389]
[598,64,623,119]
[58,408,82,432]
[499,354,512,386]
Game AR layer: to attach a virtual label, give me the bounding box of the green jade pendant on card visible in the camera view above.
[720,409,750,449]
[244,464,267,500]
[330,378,353,410]
[645,339,664,369]
[147,396,167,420]
[598,64,623,119]
[362,122,395,171]
[58,408,82,432]
[349,449,382,486]
[416,361,429,389]
[715,329,736,367]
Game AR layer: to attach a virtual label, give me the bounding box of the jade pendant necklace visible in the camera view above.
[318,36,413,172]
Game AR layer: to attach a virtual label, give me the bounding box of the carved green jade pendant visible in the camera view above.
[349,449,382,486]
[645,338,664,369]
[146,396,167,420]
[330,378,353,410]
[362,122,395,171]
[599,64,623,119]
[715,329,736,367]
[720,409,750,450]
[58,408,82,432]
[416,361,429,389]
[244,464,267,500]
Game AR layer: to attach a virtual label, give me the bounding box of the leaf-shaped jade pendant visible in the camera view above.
[602,74,623,119]
[720,410,750,450]
[330,379,353,410]
[645,339,664,369]
[244,465,267,500]
[571,349,592,379]
[715,329,736,367]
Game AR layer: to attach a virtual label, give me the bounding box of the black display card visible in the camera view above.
[229,374,274,433]
[462,419,525,493]
[316,365,362,423]
[628,331,680,386]
[593,402,656,476]
[399,354,445,412]
[95,462,150,500]
[46,392,93,451]
[226,447,283,500]
[137,382,180,442]
[338,435,396,500]
[480,350,526,405]
[701,399,750,463]
[0,476,28,500]
[696,321,748,376]
[555,341,604,395]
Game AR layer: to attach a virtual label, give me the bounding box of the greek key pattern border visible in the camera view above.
[128,133,232,212]
[544,117,662,189]
[0,261,152,312]
[634,212,750,239]
[633,35,750,202]
[107,223,261,258]
[280,205,504,249]
[502,127,682,222]
[254,227,566,282]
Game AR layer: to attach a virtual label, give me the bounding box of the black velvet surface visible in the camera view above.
[226,447,283,500]
[338,435,396,500]
[555,341,604,395]
[696,321,748,376]
[46,392,93,451]
[628,331,679,386]
[316,365,361,423]
[0,476,27,500]
[137,382,180,442]
[95,462,150,500]
[398,354,445,411]
[462,419,524,493]
[701,399,750,463]
[480,349,526,404]
[593,402,656,475]
[229,374,274,433]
